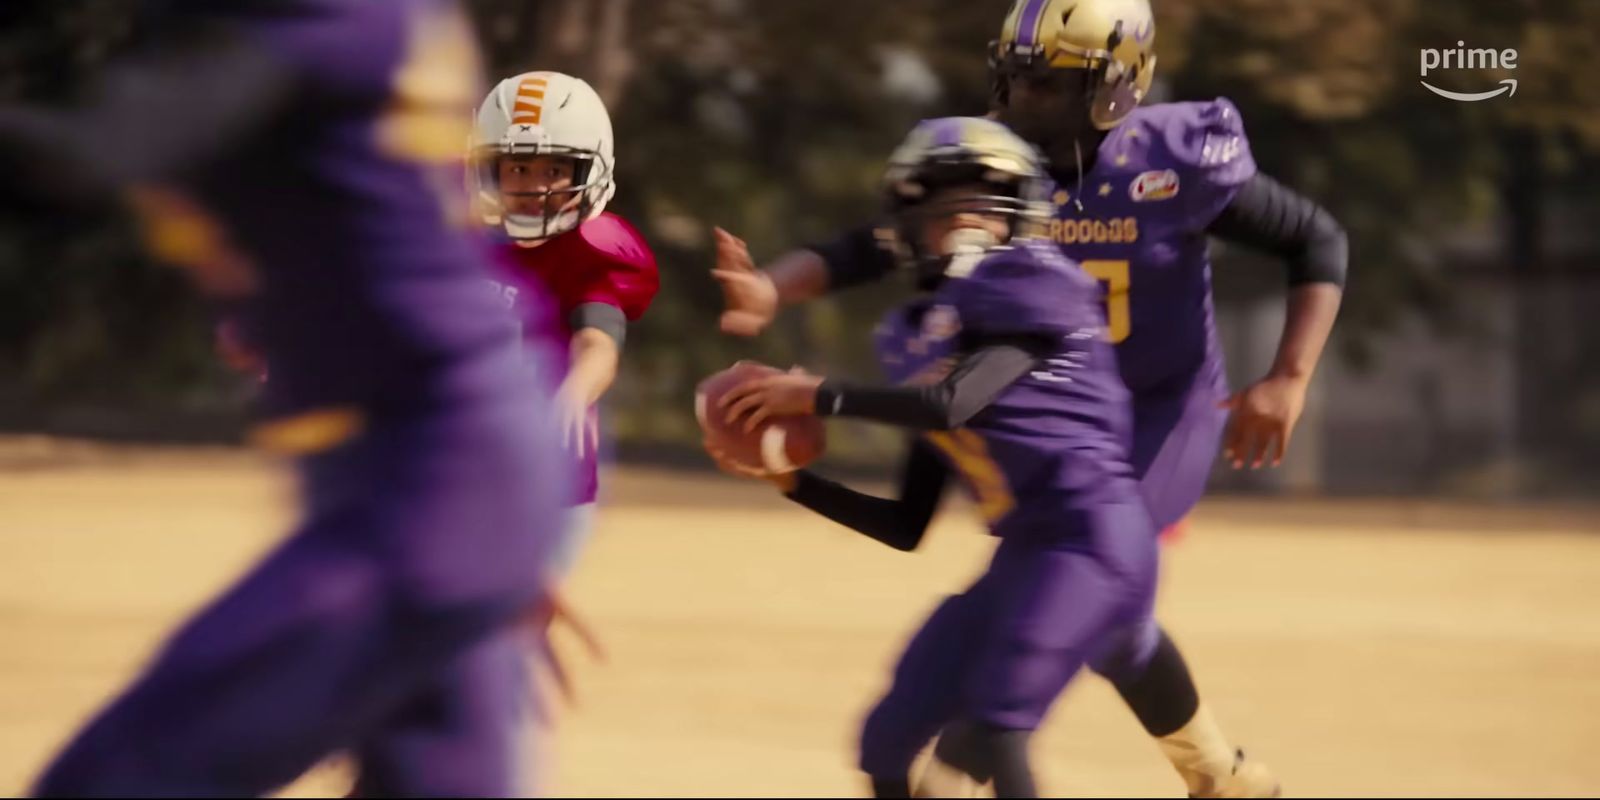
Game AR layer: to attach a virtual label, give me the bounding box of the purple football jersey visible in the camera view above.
[1042,99,1256,395]
[874,240,1139,540]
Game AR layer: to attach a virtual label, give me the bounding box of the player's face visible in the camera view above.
[919,185,1012,256]
[497,155,579,218]
[997,67,1095,152]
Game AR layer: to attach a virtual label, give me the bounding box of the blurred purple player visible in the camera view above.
[0,1,566,795]
[712,117,1159,798]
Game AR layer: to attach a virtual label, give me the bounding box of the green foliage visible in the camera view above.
[0,1,239,426]
[1,0,1596,467]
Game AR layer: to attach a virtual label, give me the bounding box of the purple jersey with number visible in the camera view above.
[874,240,1139,539]
[1044,99,1256,395]
[148,0,523,421]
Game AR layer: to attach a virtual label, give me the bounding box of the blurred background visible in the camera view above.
[1,0,1597,499]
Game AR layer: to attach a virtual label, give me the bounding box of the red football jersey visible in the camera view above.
[492,212,659,505]
[497,212,659,341]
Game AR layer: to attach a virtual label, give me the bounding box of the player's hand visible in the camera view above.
[719,371,824,433]
[525,586,606,708]
[555,383,598,458]
[1219,374,1309,469]
[711,227,778,337]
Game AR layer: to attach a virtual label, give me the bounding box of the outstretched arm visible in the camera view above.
[711,224,896,336]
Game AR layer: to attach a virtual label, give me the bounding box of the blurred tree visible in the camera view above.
[0,0,236,435]
[1491,1,1600,486]
[0,0,1595,479]
[1167,0,1600,487]
[469,0,635,107]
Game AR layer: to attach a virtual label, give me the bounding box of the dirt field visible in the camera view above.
[3,438,1598,797]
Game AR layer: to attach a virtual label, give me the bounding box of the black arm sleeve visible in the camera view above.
[783,438,950,552]
[570,302,628,348]
[1207,172,1348,287]
[806,222,898,292]
[0,29,296,208]
[815,335,1049,431]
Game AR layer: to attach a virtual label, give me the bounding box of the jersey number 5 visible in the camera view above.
[1083,260,1131,344]
[925,430,1015,525]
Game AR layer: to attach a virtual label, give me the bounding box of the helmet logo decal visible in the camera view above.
[1134,18,1154,44]
[921,305,963,343]
[512,75,548,126]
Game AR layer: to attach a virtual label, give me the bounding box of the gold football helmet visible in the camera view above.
[990,0,1157,130]
[879,117,1052,286]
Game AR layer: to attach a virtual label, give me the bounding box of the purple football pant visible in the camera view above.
[33,389,563,797]
[348,506,599,796]
[1129,365,1230,533]
[1080,365,1226,695]
[858,502,1157,778]
[349,628,532,797]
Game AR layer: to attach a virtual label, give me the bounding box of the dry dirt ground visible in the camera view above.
[2,438,1597,797]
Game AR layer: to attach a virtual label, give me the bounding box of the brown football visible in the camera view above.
[695,361,825,475]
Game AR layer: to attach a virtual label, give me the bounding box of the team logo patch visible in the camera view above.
[921,304,962,342]
[1130,169,1180,202]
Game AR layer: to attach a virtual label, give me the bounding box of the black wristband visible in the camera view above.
[815,381,845,417]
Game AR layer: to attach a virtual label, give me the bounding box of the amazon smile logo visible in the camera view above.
[1420,42,1518,102]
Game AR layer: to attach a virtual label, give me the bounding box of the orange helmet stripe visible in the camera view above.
[511,76,549,125]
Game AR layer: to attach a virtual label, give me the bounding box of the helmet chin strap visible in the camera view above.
[1073,138,1086,213]
[1042,133,1098,212]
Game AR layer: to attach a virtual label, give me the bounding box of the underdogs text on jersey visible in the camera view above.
[1047,217,1139,245]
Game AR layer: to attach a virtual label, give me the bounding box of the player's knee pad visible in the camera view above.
[930,720,1032,788]
[1096,626,1199,737]
[868,775,912,798]
[1087,614,1162,686]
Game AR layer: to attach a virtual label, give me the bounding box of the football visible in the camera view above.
[695,361,826,475]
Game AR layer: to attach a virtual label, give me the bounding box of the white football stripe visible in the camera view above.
[760,426,795,474]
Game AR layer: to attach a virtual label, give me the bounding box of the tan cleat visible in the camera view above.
[1189,749,1281,799]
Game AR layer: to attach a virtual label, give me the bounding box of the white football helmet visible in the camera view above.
[470,71,617,243]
